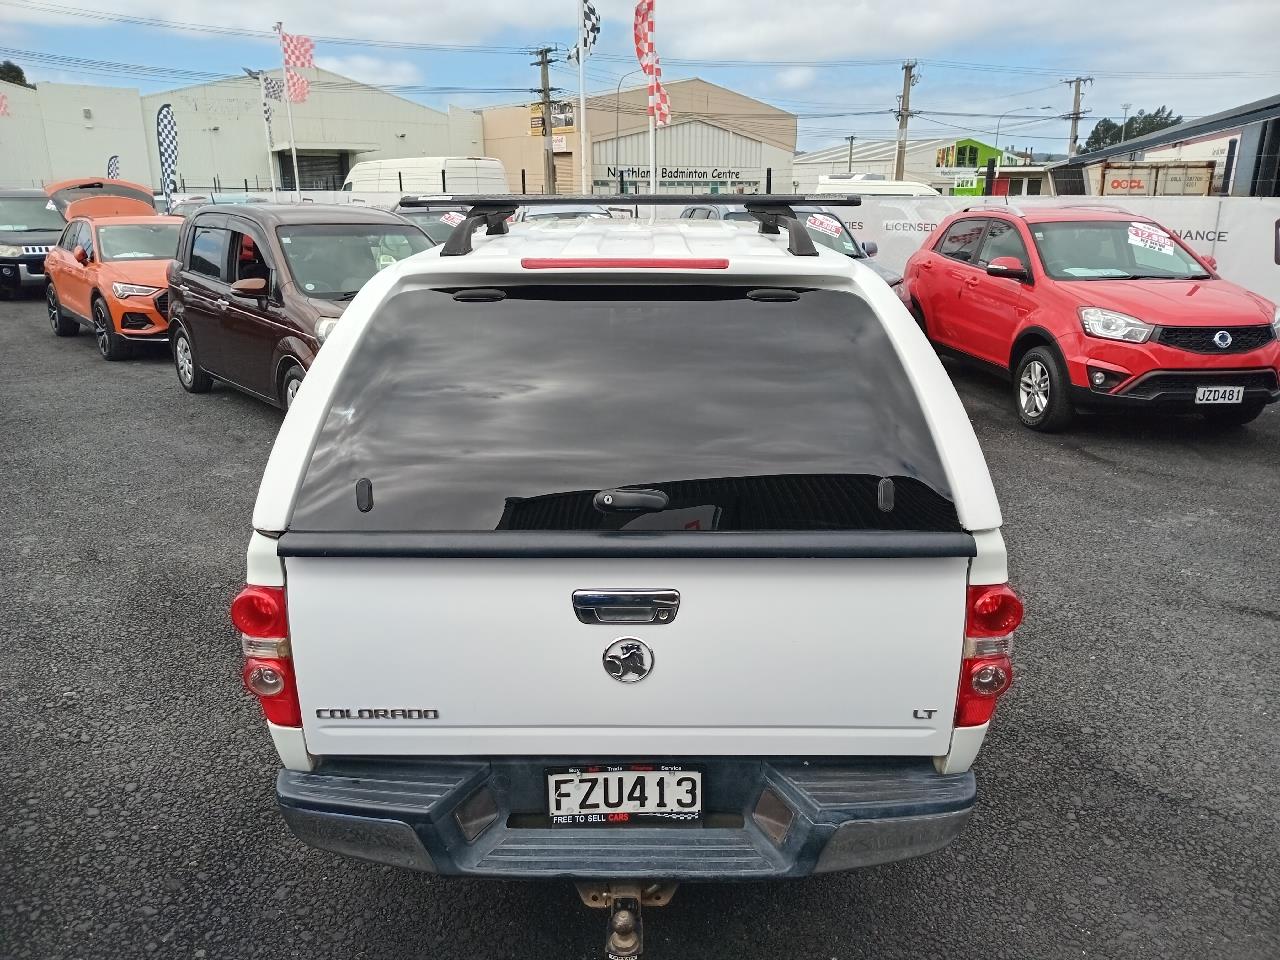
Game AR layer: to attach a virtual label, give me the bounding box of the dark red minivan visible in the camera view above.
[167,204,432,409]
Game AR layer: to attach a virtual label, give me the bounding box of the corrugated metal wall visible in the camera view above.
[593,120,768,190]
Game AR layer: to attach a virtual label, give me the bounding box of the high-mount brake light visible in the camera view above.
[520,257,730,270]
[955,583,1023,728]
[232,585,301,728]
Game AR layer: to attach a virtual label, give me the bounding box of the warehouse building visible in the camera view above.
[1053,92,1280,197]
[0,71,482,192]
[480,79,796,194]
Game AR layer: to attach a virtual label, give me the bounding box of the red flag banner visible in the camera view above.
[281,31,315,69]
[633,0,655,75]
[285,69,310,104]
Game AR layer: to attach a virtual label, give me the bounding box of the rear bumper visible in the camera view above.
[276,758,975,880]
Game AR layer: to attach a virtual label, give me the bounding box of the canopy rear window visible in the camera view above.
[290,285,958,533]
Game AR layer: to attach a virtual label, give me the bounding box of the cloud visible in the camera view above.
[775,66,816,92]
[316,55,421,87]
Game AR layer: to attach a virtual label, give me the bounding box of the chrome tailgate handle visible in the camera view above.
[572,589,680,625]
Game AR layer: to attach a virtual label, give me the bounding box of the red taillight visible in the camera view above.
[965,584,1024,637]
[232,585,300,728]
[519,257,730,270]
[955,583,1023,728]
[230,585,287,638]
[242,657,302,727]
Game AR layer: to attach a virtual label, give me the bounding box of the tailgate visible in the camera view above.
[285,554,968,757]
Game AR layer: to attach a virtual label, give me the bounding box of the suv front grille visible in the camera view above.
[1156,325,1275,353]
[1121,369,1279,400]
[154,291,169,317]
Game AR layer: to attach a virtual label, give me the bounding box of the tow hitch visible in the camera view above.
[576,882,679,959]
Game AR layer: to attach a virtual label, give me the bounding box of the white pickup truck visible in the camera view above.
[232,195,1022,953]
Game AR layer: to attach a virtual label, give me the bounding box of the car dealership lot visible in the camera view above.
[1,294,1277,959]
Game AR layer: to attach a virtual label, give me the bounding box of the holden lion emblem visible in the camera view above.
[1213,330,1233,349]
[603,638,653,683]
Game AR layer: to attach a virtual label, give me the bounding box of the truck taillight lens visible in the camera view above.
[231,585,288,638]
[966,584,1023,638]
[956,584,1023,728]
[242,657,302,727]
[232,585,301,728]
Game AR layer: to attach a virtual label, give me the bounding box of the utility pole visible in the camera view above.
[893,60,917,181]
[533,47,557,195]
[1063,76,1093,157]
[1120,102,1132,144]
[845,134,856,172]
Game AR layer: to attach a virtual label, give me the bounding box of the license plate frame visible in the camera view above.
[546,764,702,826]
[1195,385,1244,404]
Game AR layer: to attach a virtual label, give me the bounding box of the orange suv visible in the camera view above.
[42,178,182,360]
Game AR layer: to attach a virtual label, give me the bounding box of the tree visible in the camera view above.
[0,59,32,88]
[1084,106,1183,152]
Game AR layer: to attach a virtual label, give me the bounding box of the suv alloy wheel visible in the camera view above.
[1013,346,1074,432]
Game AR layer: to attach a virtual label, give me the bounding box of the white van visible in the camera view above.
[815,175,940,197]
[342,157,509,194]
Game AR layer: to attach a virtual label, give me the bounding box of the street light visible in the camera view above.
[994,106,1053,174]
[615,68,645,190]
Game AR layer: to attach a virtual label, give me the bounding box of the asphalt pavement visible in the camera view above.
[1,291,1277,960]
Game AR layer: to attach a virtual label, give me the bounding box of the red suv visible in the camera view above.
[901,206,1280,431]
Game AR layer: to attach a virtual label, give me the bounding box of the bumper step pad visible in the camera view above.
[277,758,975,880]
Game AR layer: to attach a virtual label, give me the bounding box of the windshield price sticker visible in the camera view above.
[1128,222,1175,254]
[439,212,465,226]
[806,214,843,238]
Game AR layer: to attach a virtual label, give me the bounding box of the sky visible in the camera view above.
[2,0,1279,154]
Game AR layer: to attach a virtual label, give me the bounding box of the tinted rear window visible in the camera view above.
[290,286,957,532]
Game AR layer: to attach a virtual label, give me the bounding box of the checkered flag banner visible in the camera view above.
[261,74,285,144]
[633,0,670,127]
[106,155,120,179]
[155,103,178,210]
[650,65,671,127]
[0,92,9,117]
[566,0,601,63]
[285,69,310,104]
[279,30,315,68]
[633,0,655,75]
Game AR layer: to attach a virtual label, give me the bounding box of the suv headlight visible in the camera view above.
[315,317,339,343]
[1078,307,1154,343]
[111,282,161,299]
[0,244,22,258]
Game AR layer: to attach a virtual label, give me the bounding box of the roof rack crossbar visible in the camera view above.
[439,193,862,207]
[741,201,819,257]
[440,205,516,257]
[439,194,861,257]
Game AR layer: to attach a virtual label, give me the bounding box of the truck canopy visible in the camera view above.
[288,284,959,535]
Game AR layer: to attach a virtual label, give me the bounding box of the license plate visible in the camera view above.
[1195,386,1244,404]
[546,765,701,826]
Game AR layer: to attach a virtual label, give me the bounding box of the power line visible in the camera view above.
[0,0,545,54]
[8,0,1280,82]
[0,46,539,95]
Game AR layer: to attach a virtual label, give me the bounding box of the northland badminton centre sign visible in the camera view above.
[606,166,745,181]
